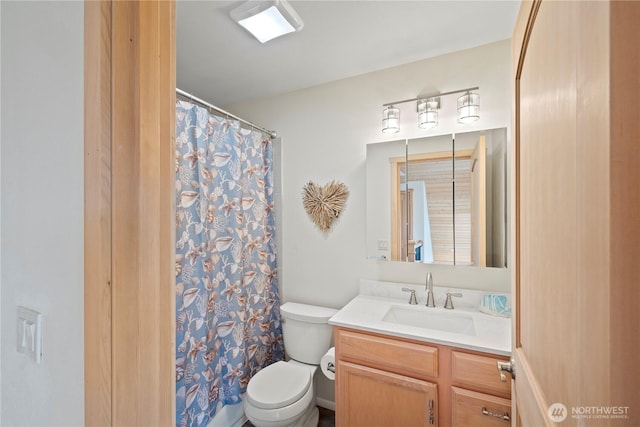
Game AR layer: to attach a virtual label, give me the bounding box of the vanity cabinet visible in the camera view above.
[335,327,511,427]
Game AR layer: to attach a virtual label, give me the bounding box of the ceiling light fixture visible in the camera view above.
[382,106,400,134]
[382,86,479,134]
[417,98,440,130]
[457,91,480,123]
[230,0,304,44]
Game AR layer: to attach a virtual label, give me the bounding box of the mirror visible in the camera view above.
[366,128,508,267]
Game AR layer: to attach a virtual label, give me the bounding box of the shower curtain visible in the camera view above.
[175,100,284,427]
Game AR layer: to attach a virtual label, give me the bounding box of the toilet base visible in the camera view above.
[244,361,321,427]
[245,402,319,427]
[298,404,319,427]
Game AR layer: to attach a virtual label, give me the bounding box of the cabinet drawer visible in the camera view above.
[451,351,511,397]
[451,387,511,427]
[336,328,438,379]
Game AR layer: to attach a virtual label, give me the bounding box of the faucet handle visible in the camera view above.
[444,292,463,310]
[402,288,418,305]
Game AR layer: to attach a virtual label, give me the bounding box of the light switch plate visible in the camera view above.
[17,306,42,363]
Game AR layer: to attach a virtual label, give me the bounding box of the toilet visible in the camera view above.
[244,302,338,427]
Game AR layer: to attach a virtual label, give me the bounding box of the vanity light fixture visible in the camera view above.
[382,106,400,134]
[417,98,440,129]
[457,91,480,123]
[230,0,304,44]
[382,86,479,134]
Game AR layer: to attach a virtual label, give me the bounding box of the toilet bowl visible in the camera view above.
[243,302,337,427]
[244,361,318,427]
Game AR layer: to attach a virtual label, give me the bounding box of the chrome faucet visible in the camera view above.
[425,272,435,307]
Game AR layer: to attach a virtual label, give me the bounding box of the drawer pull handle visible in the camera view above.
[482,407,511,421]
[428,399,434,424]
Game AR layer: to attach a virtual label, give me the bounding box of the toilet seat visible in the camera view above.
[246,361,312,409]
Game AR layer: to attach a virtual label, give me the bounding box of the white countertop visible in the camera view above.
[328,280,511,356]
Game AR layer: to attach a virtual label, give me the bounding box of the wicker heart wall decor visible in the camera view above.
[302,180,349,232]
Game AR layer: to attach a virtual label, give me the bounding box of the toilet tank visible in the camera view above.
[280,302,338,364]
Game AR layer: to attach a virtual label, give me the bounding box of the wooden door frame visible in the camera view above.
[84,1,176,424]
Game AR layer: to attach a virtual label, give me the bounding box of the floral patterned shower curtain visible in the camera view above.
[175,100,284,427]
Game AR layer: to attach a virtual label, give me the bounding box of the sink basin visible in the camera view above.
[382,305,476,336]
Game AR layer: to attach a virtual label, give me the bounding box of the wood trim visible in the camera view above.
[159,0,177,417]
[609,0,640,416]
[512,0,539,359]
[84,1,113,424]
[84,0,176,424]
[111,2,140,419]
[400,189,414,262]
[512,0,539,351]
[390,155,402,260]
[513,1,542,81]
[111,1,176,424]
[470,136,486,267]
[390,149,473,164]
[575,0,611,416]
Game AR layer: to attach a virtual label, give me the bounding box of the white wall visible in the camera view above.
[230,40,511,307]
[228,39,512,404]
[1,2,84,425]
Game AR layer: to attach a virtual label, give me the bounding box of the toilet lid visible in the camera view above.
[246,361,311,409]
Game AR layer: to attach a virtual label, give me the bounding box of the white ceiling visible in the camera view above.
[176,1,521,107]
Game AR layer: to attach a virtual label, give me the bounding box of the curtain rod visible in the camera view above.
[176,88,277,139]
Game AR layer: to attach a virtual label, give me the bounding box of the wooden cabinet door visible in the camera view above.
[337,361,438,427]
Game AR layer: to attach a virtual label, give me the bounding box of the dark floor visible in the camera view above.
[243,406,335,427]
